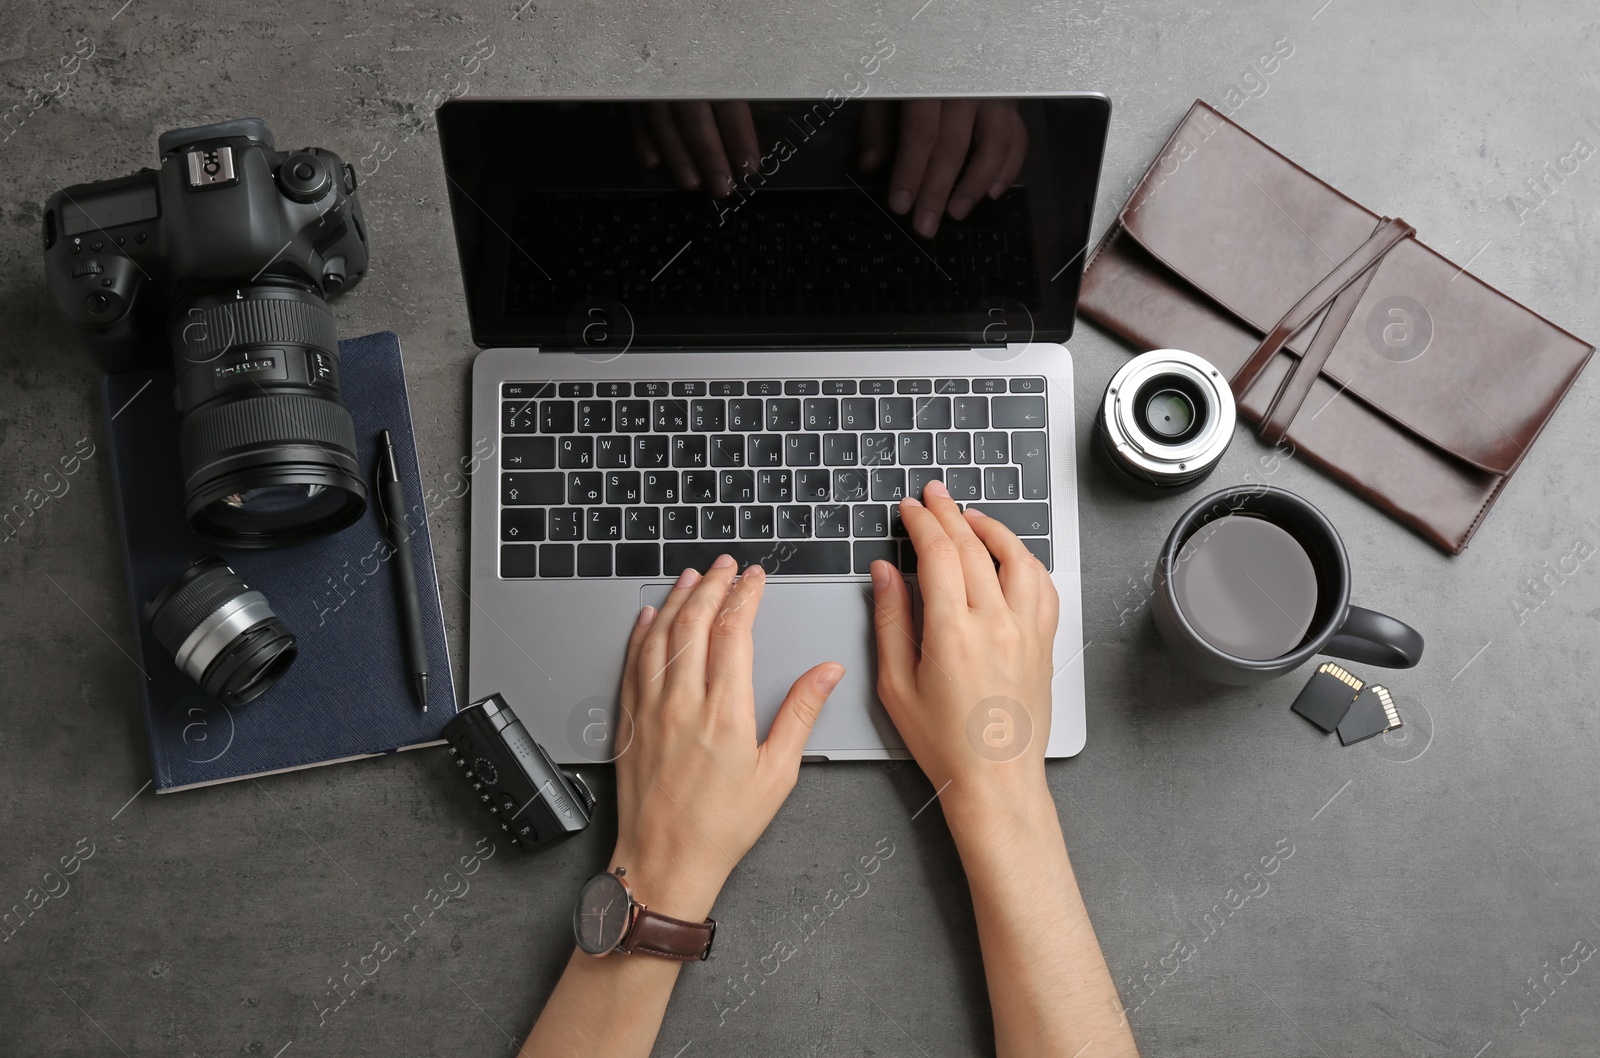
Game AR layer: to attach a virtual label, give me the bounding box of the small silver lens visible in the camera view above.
[1096,349,1236,494]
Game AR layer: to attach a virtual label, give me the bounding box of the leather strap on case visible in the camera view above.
[622,906,717,961]
[1231,216,1416,440]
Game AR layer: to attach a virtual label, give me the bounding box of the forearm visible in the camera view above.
[945,781,1139,1058]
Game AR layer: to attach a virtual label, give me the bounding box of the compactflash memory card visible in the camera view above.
[1337,684,1403,746]
[1290,662,1364,733]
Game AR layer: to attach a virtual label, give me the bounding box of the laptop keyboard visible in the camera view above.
[497,377,1052,579]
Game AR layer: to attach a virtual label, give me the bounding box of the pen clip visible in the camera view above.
[372,438,392,536]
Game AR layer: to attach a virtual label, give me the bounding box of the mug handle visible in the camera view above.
[1322,605,1425,668]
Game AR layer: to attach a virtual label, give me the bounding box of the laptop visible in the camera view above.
[438,94,1110,763]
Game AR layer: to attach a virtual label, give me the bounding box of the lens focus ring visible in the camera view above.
[172,295,338,362]
[181,393,358,468]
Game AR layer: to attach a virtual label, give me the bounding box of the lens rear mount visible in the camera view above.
[1098,349,1236,494]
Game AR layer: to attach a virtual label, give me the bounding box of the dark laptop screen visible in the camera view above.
[436,96,1110,351]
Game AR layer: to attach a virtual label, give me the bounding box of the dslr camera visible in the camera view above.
[43,118,371,546]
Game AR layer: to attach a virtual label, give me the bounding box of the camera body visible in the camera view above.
[43,117,369,368]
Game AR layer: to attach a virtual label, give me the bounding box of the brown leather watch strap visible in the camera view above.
[621,906,717,961]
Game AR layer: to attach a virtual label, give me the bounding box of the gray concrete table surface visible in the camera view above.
[2,1,1598,1055]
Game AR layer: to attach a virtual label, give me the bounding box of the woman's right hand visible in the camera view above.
[870,479,1060,819]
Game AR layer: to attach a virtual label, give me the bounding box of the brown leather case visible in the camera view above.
[1079,100,1594,554]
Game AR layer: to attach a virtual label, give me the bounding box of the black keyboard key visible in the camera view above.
[540,543,575,577]
[578,543,612,577]
[796,469,831,502]
[748,434,784,466]
[899,539,919,573]
[785,433,821,467]
[1009,377,1046,393]
[945,467,982,500]
[897,432,934,465]
[879,396,914,429]
[907,468,943,499]
[595,436,630,468]
[503,400,539,433]
[739,505,775,539]
[896,378,933,394]
[636,381,670,397]
[577,400,612,433]
[937,432,972,464]
[633,435,670,468]
[548,507,584,540]
[729,399,764,430]
[560,382,594,397]
[541,400,575,433]
[597,381,630,397]
[588,507,622,541]
[841,397,876,429]
[853,539,898,574]
[690,398,726,431]
[710,434,745,466]
[568,471,603,505]
[814,505,850,538]
[984,466,1020,500]
[822,379,856,395]
[861,379,894,395]
[616,400,650,431]
[503,382,553,400]
[777,505,812,538]
[871,468,907,502]
[625,506,660,540]
[757,469,793,503]
[558,436,594,469]
[833,468,869,502]
[672,435,708,468]
[1013,431,1049,499]
[973,378,1006,394]
[803,397,839,431]
[784,379,820,395]
[953,396,990,429]
[501,543,539,578]
[501,436,556,469]
[616,542,662,576]
[682,470,717,503]
[766,398,802,431]
[860,432,896,466]
[974,432,1009,464]
[653,399,688,432]
[748,380,782,396]
[823,433,858,466]
[701,506,737,539]
[672,381,706,396]
[968,502,1050,536]
[913,395,952,430]
[1021,537,1051,570]
[502,508,546,542]
[934,378,970,394]
[644,470,679,504]
[663,507,698,539]
[710,380,744,396]
[853,504,889,538]
[992,395,1046,428]
[889,504,907,538]
[663,541,850,575]
[719,469,756,503]
[502,471,563,505]
[606,471,642,505]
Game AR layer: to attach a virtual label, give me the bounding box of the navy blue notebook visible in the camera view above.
[100,330,458,792]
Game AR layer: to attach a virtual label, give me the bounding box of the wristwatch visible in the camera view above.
[572,868,717,961]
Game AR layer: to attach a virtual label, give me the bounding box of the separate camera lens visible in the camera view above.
[145,557,297,706]
[170,283,366,547]
[1096,349,1236,495]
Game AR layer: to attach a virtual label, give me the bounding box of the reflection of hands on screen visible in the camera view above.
[629,101,760,198]
[859,99,1029,238]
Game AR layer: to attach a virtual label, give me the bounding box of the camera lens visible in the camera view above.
[170,283,366,547]
[145,557,297,706]
[1096,349,1236,495]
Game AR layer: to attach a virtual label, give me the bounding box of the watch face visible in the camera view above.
[573,872,631,954]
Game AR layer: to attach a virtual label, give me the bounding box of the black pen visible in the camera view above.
[375,429,430,712]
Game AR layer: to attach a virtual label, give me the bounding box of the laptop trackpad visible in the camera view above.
[639,581,903,756]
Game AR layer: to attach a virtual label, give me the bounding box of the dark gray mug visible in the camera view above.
[1152,485,1424,685]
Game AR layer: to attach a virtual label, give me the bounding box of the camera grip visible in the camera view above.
[1323,604,1424,669]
